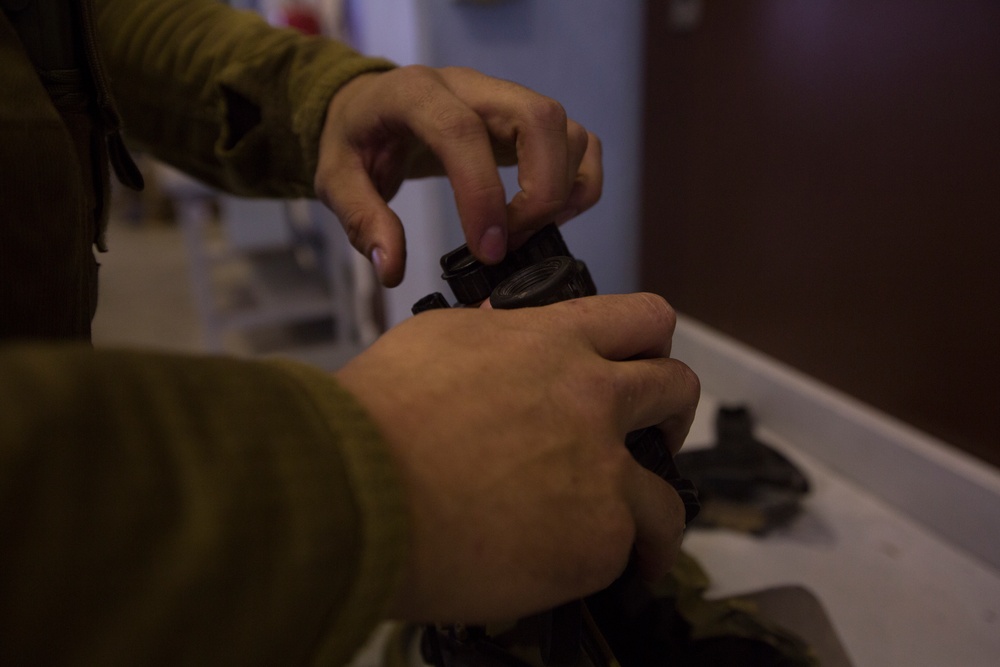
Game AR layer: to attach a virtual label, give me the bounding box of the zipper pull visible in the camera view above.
[106,128,144,191]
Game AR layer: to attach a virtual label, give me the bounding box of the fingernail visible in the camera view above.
[370,246,386,279]
[479,225,507,264]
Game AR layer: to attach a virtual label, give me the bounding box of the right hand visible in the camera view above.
[334,293,700,623]
[315,65,603,286]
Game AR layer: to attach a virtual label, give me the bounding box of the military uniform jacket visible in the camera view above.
[0,1,406,663]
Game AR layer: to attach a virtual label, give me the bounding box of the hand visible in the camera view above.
[334,293,700,623]
[314,65,603,287]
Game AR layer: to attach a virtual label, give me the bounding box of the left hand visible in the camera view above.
[313,65,603,286]
[334,293,697,622]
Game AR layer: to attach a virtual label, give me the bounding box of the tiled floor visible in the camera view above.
[92,217,205,354]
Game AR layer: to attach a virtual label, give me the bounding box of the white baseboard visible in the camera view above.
[673,315,1000,572]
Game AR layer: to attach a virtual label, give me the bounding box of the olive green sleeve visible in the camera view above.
[0,344,409,665]
[95,0,395,197]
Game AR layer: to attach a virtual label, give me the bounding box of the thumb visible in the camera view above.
[318,164,407,287]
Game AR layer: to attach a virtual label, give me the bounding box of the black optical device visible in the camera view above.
[413,223,700,523]
[412,225,700,667]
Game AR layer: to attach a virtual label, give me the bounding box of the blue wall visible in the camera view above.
[419,0,645,294]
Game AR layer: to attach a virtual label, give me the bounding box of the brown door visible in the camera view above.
[641,0,1000,466]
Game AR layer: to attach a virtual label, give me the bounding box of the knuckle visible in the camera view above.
[339,208,371,251]
[397,63,437,83]
[604,365,635,405]
[567,120,589,155]
[394,65,443,110]
[433,107,485,143]
[313,162,341,207]
[587,131,603,156]
[524,196,568,219]
[439,65,475,80]
[464,180,508,211]
[570,178,602,213]
[313,175,331,206]
[524,95,568,130]
[635,292,677,331]
[675,361,702,404]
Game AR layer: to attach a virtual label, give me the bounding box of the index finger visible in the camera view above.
[612,357,700,453]
[397,72,510,264]
[548,293,697,448]
[551,293,679,360]
[440,69,591,236]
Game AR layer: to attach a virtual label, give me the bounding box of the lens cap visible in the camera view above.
[439,245,514,305]
[438,224,577,306]
[489,256,594,309]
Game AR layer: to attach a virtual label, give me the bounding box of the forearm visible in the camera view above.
[96,0,394,196]
[0,344,407,664]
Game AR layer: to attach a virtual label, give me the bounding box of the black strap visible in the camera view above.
[77,0,144,191]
